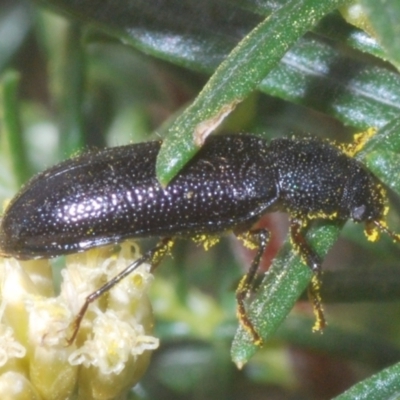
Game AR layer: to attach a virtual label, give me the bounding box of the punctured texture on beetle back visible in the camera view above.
[0,134,386,259]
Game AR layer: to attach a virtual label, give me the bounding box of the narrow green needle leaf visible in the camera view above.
[0,70,29,187]
[156,0,352,185]
[333,361,400,400]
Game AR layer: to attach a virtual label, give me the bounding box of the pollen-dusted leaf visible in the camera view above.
[156,0,352,184]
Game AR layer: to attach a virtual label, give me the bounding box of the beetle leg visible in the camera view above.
[66,237,174,345]
[290,219,321,273]
[340,127,377,157]
[290,219,326,331]
[235,228,270,346]
[369,219,400,243]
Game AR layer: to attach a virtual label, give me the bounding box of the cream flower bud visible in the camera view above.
[0,241,158,399]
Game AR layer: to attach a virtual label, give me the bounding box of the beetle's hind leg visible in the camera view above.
[290,219,326,332]
[66,237,174,345]
[235,228,270,346]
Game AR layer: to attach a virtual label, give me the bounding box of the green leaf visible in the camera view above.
[57,22,87,155]
[315,13,387,60]
[0,70,29,187]
[333,361,400,400]
[156,0,352,185]
[0,2,33,74]
[36,15,87,156]
[35,0,262,71]
[357,116,400,194]
[260,36,400,129]
[360,0,400,69]
[35,0,400,152]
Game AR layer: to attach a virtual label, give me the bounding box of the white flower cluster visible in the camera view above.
[0,241,158,399]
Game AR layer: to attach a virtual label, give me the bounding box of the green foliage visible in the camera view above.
[2,0,400,398]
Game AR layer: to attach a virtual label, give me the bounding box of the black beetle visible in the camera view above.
[0,134,399,344]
